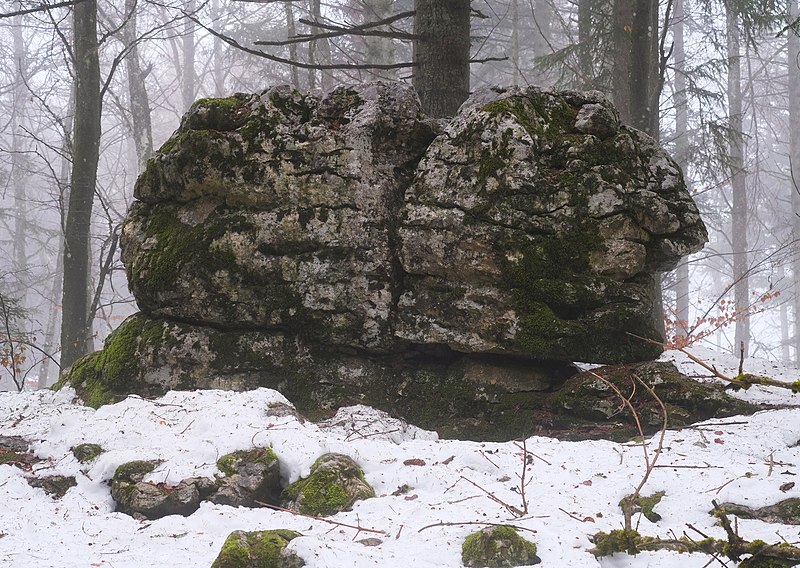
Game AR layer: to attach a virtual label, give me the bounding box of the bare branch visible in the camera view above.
[0,0,84,19]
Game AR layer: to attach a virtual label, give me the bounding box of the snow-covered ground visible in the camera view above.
[2,348,799,567]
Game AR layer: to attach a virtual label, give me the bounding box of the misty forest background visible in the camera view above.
[1,0,799,391]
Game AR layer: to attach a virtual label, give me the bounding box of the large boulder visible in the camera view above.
[120,82,705,362]
[58,82,714,441]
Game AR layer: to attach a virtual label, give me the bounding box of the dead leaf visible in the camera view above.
[780,482,795,492]
[403,458,426,466]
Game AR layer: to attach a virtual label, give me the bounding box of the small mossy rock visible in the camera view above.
[211,530,304,568]
[210,447,281,507]
[27,475,77,499]
[716,499,800,525]
[461,526,541,567]
[71,443,104,463]
[544,361,759,440]
[0,436,37,470]
[282,453,375,516]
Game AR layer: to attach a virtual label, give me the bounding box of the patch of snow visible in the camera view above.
[1,349,799,567]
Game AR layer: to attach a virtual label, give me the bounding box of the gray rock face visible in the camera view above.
[123,83,437,351]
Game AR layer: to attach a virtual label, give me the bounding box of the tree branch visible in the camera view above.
[188,13,415,71]
[0,0,84,19]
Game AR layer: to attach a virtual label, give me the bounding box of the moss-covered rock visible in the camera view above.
[211,530,304,568]
[282,453,374,516]
[110,460,212,520]
[71,443,104,463]
[461,525,541,567]
[211,447,282,507]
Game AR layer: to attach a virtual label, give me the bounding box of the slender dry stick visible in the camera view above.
[417,520,538,534]
[459,475,524,517]
[254,501,385,535]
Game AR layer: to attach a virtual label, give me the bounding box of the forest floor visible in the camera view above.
[1,346,799,567]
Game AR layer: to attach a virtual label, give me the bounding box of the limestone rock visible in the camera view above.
[461,525,541,567]
[399,86,706,363]
[59,82,713,442]
[281,453,375,516]
[123,83,436,351]
[211,530,304,568]
[210,448,282,507]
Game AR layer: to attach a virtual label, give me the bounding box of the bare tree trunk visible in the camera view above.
[612,0,634,122]
[182,0,197,111]
[284,1,300,87]
[673,0,690,339]
[577,0,593,88]
[789,0,800,362]
[413,0,471,118]
[364,0,396,80]
[726,8,750,356]
[11,14,29,295]
[60,0,101,370]
[123,0,153,172]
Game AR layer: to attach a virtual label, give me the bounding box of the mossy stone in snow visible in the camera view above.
[211,530,304,568]
[461,525,540,567]
[212,447,282,507]
[71,443,104,463]
[281,453,375,516]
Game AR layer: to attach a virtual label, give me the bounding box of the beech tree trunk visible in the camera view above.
[789,0,800,362]
[726,8,750,356]
[613,0,659,136]
[364,0,396,80]
[673,0,690,339]
[413,0,471,118]
[123,0,154,171]
[182,0,196,111]
[60,0,101,370]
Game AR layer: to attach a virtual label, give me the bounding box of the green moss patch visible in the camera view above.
[53,315,168,408]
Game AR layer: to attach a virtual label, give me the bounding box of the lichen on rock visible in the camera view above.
[281,453,375,516]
